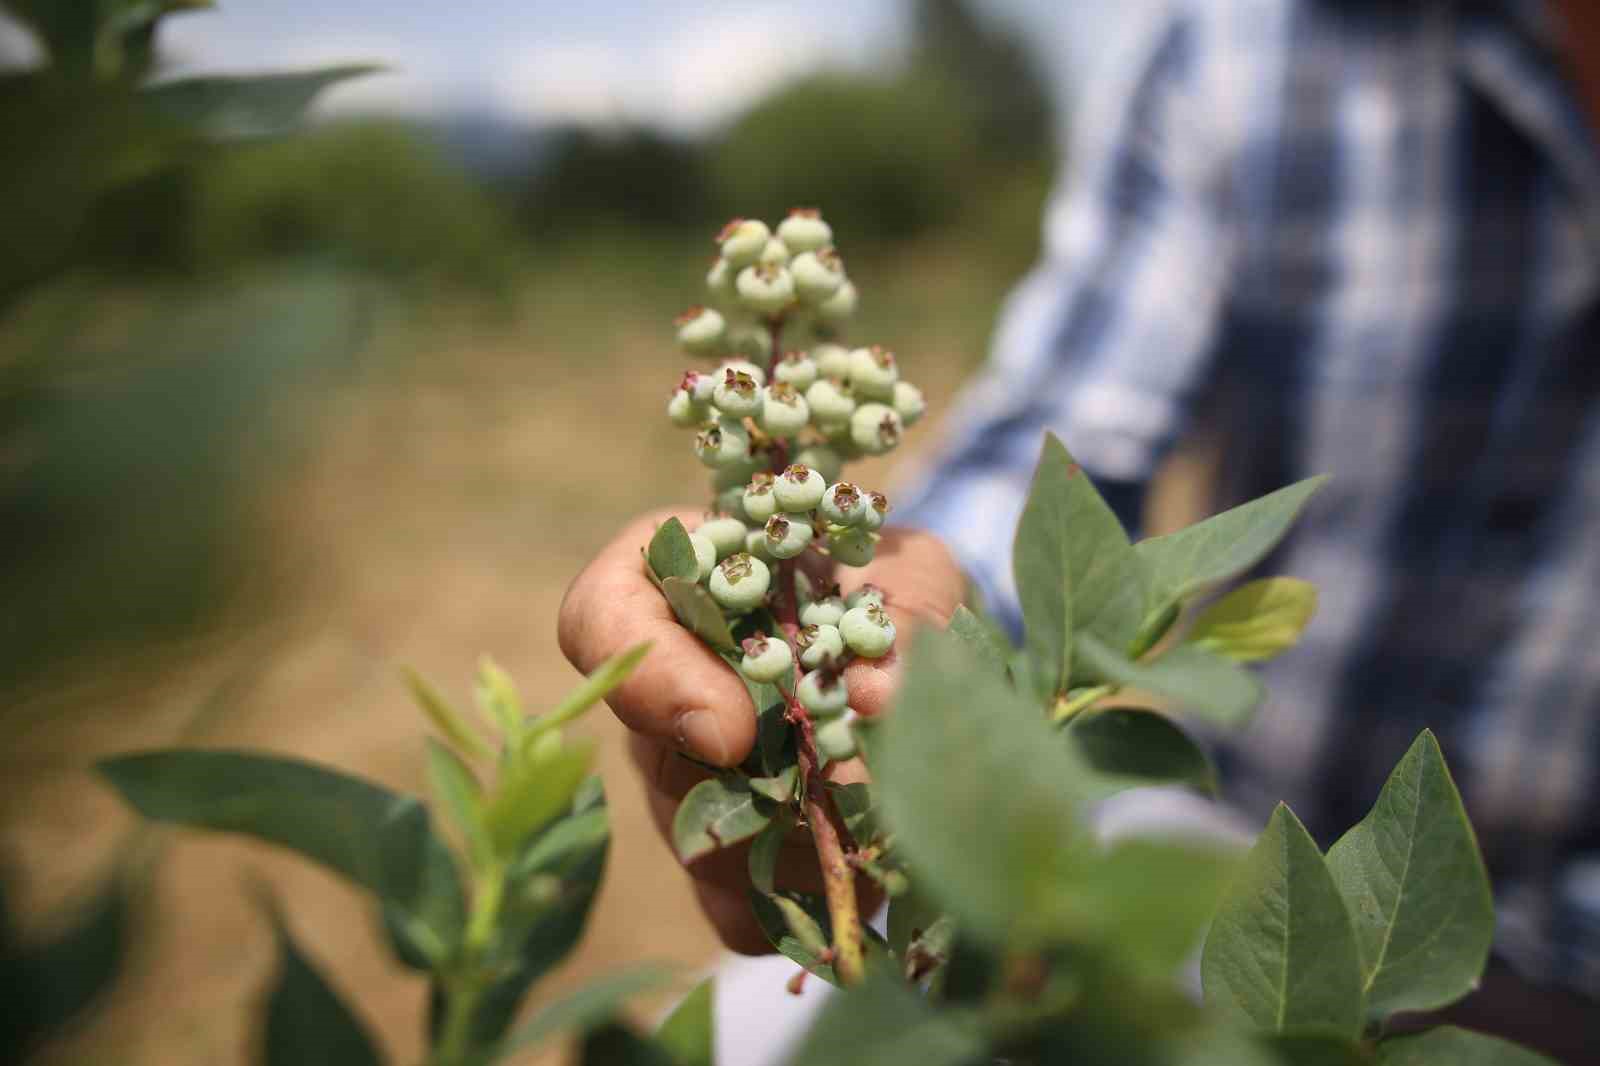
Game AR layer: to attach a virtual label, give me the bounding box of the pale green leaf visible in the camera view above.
[785,969,987,1066]
[1325,731,1494,1020]
[945,605,1011,678]
[748,766,798,803]
[662,577,736,652]
[497,965,674,1056]
[1202,804,1365,1038]
[484,741,596,856]
[424,738,491,867]
[671,776,772,864]
[1075,632,1264,728]
[1373,1026,1560,1066]
[647,517,700,583]
[1065,707,1218,800]
[878,629,1088,944]
[142,65,383,140]
[656,978,714,1066]
[750,889,835,982]
[529,641,651,740]
[404,668,494,762]
[474,655,524,736]
[1135,476,1328,618]
[1190,578,1318,663]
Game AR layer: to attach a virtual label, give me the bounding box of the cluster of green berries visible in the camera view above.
[664,210,921,762]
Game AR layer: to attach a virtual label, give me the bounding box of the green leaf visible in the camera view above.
[1324,731,1494,1020]
[498,965,674,1056]
[529,641,651,741]
[1012,433,1144,701]
[1202,804,1365,1039]
[672,776,773,864]
[1058,839,1237,977]
[747,809,793,896]
[484,740,596,856]
[662,577,737,652]
[825,782,882,844]
[475,655,524,737]
[1065,707,1218,800]
[748,766,798,803]
[1189,578,1319,663]
[878,630,1087,945]
[887,883,946,963]
[263,918,380,1066]
[1135,476,1328,619]
[1074,633,1264,728]
[424,738,491,867]
[656,978,714,1066]
[750,889,836,982]
[785,968,988,1066]
[580,1024,680,1066]
[647,517,700,582]
[405,668,495,762]
[1373,1027,1561,1066]
[141,65,382,140]
[946,605,1012,678]
[98,749,464,961]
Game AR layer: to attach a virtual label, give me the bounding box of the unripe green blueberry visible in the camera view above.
[667,388,708,428]
[797,669,849,717]
[725,322,773,362]
[712,368,762,418]
[819,481,864,526]
[714,485,749,520]
[815,715,857,761]
[859,491,889,532]
[736,264,796,316]
[680,369,718,403]
[742,472,779,523]
[847,584,885,609]
[688,531,717,582]
[708,552,770,611]
[697,515,749,560]
[829,527,877,567]
[740,633,793,684]
[744,527,775,563]
[713,454,763,491]
[675,306,726,355]
[796,622,845,669]
[763,513,814,560]
[758,237,790,267]
[799,595,847,628]
[776,207,832,253]
[805,379,856,427]
[792,248,845,305]
[813,343,852,381]
[695,418,751,468]
[847,345,899,401]
[774,350,819,391]
[705,257,738,308]
[815,279,858,324]
[793,444,843,484]
[718,358,767,387]
[718,218,770,269]
[758,383,810,437]
[774,464,826,512]
[794,568,819,606]
[849,403,903,456]
[892,380,925,426]
[840,603,896,658]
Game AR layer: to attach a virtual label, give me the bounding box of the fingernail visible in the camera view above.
[677,710,730,765]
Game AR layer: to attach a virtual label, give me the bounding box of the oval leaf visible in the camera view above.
[1134,475,1328,617]
[1075,632,1264,728]
[1189,578,1318,663]
[656,977,714,1066]
[1324,731,1494,1020]
[661,577,736,652]
[749,888,838,984]
[671,776,772,864]
[1066,707,1217,800]
[647,517,699,583]
[501,964,675,1055]
[785,969,988,1066]
[1202,804,1365,1039]
[264,919,381,1066]
[1373,1026,1561,1066]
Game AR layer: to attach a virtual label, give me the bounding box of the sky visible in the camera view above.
[146,1,1164,133]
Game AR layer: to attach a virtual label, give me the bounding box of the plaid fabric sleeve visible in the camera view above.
[895,7,1241,627]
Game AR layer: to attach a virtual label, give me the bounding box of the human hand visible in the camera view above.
[557,508,966,951]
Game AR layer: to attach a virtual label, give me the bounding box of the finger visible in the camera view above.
[559,510,755,767]
[838,527,965,719]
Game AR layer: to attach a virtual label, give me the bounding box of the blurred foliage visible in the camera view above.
[519,124,715,237]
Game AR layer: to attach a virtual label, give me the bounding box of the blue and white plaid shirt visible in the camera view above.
[898,0,1600,997]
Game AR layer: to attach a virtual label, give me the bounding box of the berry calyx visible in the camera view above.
[847,345,899,401]
[859,491,889,532]
[776,207,832,253]
[759,382,811,438]
[774,350,819,391]
[736,263,796,316]
[675,306,727,356]
[695,418,752,468]
[848,403,902,455]
[763,514,815,560]
[713,368,762,417]
[797,669,849,717]
[796,622,845,669]
[819,481,863,526]
[742,471,779,523]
